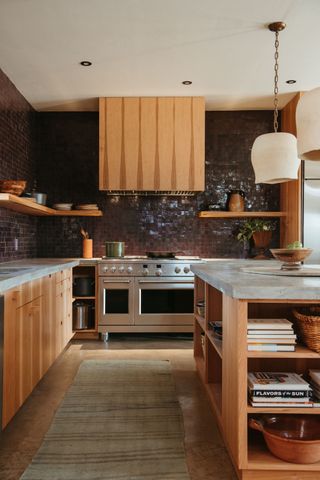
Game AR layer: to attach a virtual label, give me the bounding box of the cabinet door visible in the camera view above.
[41,274,55,373]
[19,299,42,404]
[30,298,42,388]
[2,289,20,428]
[3,291,42,428]
[62,283,73,347]
[99,96,205,191]
[55,291,63,356]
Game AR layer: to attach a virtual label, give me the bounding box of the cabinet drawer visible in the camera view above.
[12,278,42,308]
[55,277,71,295]
[56,268,72,284]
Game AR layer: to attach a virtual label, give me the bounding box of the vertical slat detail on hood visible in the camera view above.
[141,98,157,190]
[171,99,177,190]
[137,98,143,189]
[154,98,160,189]
[120,98,126,189]
[189,97,195,190]
[99,98,107,189]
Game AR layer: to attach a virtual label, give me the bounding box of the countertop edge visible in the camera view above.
[0,259,80,294]
[191,261,320,300]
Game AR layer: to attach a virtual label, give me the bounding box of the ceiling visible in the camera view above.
[1,0,319,111]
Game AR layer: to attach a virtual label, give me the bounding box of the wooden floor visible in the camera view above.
[0,334,236,480]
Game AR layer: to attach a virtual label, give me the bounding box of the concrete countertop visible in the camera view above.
[191,259,320,300]
[0,258,80,294]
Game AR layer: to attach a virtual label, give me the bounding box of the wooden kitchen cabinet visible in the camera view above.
[55,269,73,355]
[99,96,205,192]
[2,285,42,427]
[2,268,73,429]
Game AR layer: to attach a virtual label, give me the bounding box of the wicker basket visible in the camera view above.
[292,307,320,353]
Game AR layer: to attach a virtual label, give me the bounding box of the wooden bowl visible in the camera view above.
[270,248,313,270]
[249,416,320,464]
[0,180,27,196]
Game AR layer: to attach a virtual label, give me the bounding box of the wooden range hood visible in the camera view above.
[99,96,205,193]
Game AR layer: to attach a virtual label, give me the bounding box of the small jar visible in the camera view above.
[227,190,245,212]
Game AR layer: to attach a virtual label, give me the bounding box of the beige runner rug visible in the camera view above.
[20,360,190,480]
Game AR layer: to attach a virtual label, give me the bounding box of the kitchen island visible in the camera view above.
[191,260,320,480]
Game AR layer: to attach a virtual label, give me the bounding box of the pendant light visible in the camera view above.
[251,22,300,184]
[296,87,320,160]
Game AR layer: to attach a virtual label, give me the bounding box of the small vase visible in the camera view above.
[252,231,272,259]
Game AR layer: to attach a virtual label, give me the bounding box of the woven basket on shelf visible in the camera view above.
[292,306,320,353]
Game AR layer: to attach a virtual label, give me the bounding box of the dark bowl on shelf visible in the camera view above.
[249,415,320,464]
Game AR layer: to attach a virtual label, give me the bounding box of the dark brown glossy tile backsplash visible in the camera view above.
[0,68,37,261]
[36,111,280,258]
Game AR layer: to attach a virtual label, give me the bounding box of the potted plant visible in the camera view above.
[236,218,275,259]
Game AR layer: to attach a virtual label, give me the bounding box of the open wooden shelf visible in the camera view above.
[247,344,320,359]
[198,211,286,218]
[0,194,102,216]
[247,405,320,414]
[54,210,102,216]
[195,314,206,331]
[248,438,320,471]
[207,330,223,358]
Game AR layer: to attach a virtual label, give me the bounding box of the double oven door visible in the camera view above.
[99,276,194,327]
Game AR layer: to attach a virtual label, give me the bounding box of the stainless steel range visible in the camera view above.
[98,256,203,341]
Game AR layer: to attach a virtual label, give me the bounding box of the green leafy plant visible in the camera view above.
[236,219,275,243]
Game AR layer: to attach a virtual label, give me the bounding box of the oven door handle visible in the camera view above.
[103,280,131,284]
[138,280,193,284]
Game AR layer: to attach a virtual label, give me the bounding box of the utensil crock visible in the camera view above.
[83,239,93,259]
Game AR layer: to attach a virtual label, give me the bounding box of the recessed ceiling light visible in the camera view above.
[286,79,296,84]
[80,61,92,67]
[182,80,192,85]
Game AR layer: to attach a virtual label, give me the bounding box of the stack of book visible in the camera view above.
[247,318,297,352]
[248,372,313,407]
[309,370,320,407]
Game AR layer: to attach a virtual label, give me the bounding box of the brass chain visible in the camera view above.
[273,30,279,132]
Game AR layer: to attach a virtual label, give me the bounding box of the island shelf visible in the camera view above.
[192,261,320,480]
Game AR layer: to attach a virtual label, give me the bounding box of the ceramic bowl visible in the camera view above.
[0,180,26,196]
[270,248,313,270]
[249,415,320,464]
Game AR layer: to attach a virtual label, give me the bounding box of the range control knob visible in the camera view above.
[127,266,133,274]
[111,266,117,273]
[183,266,190,274]
[155,268,162,277]
[103,266,109,272]
[143,268,149,276]
[175,266,181,274]
[118,266,125,273]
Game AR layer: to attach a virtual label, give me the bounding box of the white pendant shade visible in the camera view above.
[296,87,320,161]
[251,132,300,184]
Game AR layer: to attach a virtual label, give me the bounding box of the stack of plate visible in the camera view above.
[75,204,99,210]
[53,203,73,210]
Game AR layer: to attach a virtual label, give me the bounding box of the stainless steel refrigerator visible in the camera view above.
[303,161,320,263]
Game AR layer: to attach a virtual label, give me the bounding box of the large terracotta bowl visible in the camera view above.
[249,415,320,464]
[270,248,313,270]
